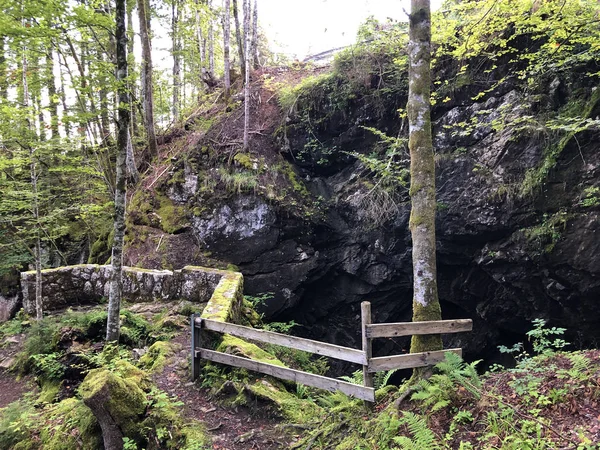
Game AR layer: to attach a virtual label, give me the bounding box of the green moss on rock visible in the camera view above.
[79,368,147,439]
[40,398,102,450]
[139,341,174,373]
[201,272,244,324]
[217,335,286,367]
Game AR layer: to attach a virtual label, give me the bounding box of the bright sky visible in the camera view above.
[258,0,442,59]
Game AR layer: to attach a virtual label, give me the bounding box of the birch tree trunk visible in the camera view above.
[23,43,43,321]
[208,0,215,76]
[251,0,258,68]
[243,0,250,149]
[223,0,231,98]
[106,0,130,342]
[407,0,442,362]
[232,0,245,78]
[172,0,181,121]
[137,0,158,158]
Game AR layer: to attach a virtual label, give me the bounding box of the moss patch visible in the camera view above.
[217,335,286,367]
[201,272,244,324]
[79,368,147,439]
[139,341,175,374]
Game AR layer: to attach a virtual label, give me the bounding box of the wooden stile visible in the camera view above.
[199,318,367,365]
[368,348,462,372]
[199,348,375,402]
[366,319,472,339]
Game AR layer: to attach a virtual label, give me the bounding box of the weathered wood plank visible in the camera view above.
[191,314,201,380]
[368,348,462,372]
[199,349,375,402]
[199,318,367,365]
[366,319,472,339]
[361,302,374,390]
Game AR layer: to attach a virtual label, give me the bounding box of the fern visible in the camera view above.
[392,412,440,450]
[339,368,398,389]
[377,368,399,388]
[410,353,482,411]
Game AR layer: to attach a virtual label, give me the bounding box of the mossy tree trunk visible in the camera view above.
[407,0,442,366]
[106,0,130,342]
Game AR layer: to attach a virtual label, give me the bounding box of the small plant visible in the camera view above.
[526,318,568,355]
[263,320,298,334]
[392,411,440,450]
[411,353,482,412]
[580,186,600,207]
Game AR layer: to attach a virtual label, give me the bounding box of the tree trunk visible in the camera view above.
[242,0,250,150]
[106,0,131,342]
[126,0,139,137]
[208,0,214,76]
[46,50,60,139]
[126,128,139,183]
[23,45,43,321]
[232,0,245,79]
[223,0,231,98]
[251,0,258,68]
[137,0,158,158]
[31,150,43,322]
[172,0,181,121]
[407,0,442,364]
[0,37,7,100]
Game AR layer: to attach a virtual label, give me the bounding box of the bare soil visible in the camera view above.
[153,328,296,450]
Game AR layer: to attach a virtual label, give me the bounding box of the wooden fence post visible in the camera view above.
[361,302,374,394]
[191,314,202,380]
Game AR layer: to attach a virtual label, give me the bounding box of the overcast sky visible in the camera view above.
[258,0,442,58]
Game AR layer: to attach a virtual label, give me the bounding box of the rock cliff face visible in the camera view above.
[126,58,600,360]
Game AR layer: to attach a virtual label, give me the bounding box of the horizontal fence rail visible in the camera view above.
[368,348,463,372]
[199,318,367,365]
[198,348,375,401]
[191,301,473,403]
[366,319,473,339]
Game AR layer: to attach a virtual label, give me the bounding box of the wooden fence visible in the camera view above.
[191,301,472,403]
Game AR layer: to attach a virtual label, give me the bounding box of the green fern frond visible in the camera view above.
[392,412,440,450]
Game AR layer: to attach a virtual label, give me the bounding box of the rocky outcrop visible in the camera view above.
[126,62,600,361]
[20,265,230,315]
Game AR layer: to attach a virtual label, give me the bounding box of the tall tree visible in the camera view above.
[242,0,250,149]
[22,43,43,321]
[106,0,130,342]
[223,0,231,98]
[232,0,244,78]
[250,0,258,68]
[137,0,158,158]
[207,0,215,76]
[407,0,442,362]
[172,0,181,121]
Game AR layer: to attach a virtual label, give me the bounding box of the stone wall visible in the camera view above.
[20,265,236,315]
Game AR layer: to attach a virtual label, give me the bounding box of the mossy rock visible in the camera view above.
[217,335,285,367]
[243,379,322,423]
[114,359,152,390]
[233,152,256,170]
[79,368,147,439]
[139,341,174,374]
[39,398,102,450]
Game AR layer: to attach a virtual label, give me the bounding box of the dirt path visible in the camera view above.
[153,329,295,450]
[0,333,34,408]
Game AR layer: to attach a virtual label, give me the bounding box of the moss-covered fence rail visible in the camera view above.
[191,293,472,403]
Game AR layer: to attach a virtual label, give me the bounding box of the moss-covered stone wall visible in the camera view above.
[20,264,235,315]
